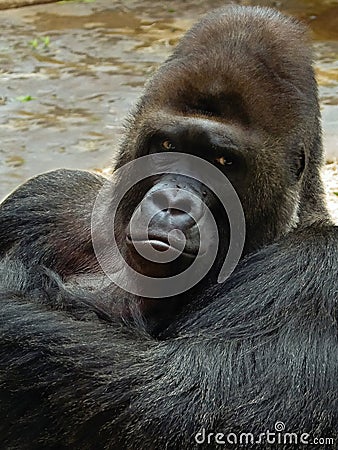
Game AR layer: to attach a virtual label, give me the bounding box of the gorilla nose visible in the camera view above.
[142,186,204,229]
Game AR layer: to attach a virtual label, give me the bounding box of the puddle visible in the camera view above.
[0,0,337,218]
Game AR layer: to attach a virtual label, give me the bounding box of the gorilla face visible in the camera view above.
[108,7,320,286]
[113,115,297,282]
[113,161,229,280]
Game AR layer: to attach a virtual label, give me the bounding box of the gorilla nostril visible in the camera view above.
[144,187,204,224]
[151,190,169,209]
[170,197,193,214]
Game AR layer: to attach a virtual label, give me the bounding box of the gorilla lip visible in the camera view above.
[126,233,197,257]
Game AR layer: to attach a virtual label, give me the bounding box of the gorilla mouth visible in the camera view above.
[126,233,197,257]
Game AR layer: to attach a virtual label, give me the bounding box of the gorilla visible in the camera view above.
[0,5,337,450]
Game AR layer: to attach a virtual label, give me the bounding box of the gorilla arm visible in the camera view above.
[0,169,104,276]
[0,224,336,449]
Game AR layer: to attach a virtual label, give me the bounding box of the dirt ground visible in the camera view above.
[322,162,338,223]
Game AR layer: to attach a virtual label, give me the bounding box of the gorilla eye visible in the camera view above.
[214,156,233,166]
[161,139,175,151]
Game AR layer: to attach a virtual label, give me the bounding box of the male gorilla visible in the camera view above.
[0,6,337,450]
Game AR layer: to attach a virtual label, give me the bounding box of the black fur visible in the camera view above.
[0,225,337,449]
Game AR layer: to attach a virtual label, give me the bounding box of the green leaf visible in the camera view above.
[16,95,35,102]
[41,36,50,47]
[29,38,39,49]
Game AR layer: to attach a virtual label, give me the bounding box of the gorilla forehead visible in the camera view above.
[142,6,317,135]
[147,62,314,136]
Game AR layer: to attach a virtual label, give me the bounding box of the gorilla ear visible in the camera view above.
[294,143,306,180]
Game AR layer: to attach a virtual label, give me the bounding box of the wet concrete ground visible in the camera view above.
[0,0,337,220]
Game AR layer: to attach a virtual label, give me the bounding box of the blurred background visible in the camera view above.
[0,0,337,220]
